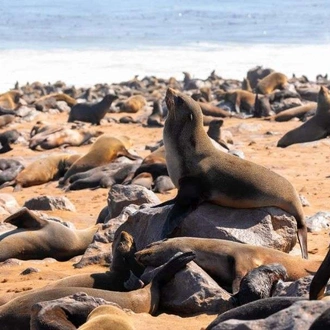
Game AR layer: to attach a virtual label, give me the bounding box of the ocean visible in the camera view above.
[0,0,330,92]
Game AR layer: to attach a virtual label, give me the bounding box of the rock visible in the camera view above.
[272,98,303,113]
[299,194,310,207]
[160,261,234,314]
[23,196,76,212]
[207,300,330,330]
[275,276,330,298]
[0,193,20,216]
[30,292,122,330]
[56,100,71,112]
[306,212,330,232]
[115,203,297,252]
[107,184,160,221]
[20,267,39,275]
[74,204,140,268]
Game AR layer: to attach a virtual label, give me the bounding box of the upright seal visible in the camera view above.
[160,88,308,259]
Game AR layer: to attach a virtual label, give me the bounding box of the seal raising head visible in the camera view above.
[161,88,308,259]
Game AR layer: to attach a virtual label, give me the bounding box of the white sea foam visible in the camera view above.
[1,43,329,92]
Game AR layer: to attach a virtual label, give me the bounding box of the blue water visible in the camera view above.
[0,0,330,91]
[1,0,329,50]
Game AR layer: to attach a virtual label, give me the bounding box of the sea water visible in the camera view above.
[0,0,329,92]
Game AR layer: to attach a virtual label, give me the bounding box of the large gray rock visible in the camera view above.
[160,261,234,314]
[207,300,330,330]
[306,212,330,232]
[107,184,160,220]
[0,194,20,216]
[23,196,76,212]
[141,258,233,315]
[115,203,297,252]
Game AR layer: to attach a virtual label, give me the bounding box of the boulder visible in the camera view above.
[23,196,76,212]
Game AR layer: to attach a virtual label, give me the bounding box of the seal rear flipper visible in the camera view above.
[4,207,48,229]
[297,227,308,260]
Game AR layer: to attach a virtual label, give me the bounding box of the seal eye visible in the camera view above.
[176,96,184,107]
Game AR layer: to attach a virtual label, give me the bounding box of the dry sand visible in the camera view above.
[0,108,329,329]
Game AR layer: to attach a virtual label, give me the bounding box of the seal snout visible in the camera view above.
[165,88,179,112]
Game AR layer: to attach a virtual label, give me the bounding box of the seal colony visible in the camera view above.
[161,87,308,259]
[0,67,328,329]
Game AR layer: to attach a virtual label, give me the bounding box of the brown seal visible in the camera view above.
[0,207,98,261]
[255,72,288,95]
[59,135,140,185]
[266,102,317,122]
[117,95,147,113]
[79,305,135,330]
[136,237,321,293]
[277,86,330,147]
[29,127,103,150]
[160,87,308,259]
[206,119,233,149]
[0,115,15,128]
[198,101,231,118]
[0,252,195,329]
[68,94,118,125]
[217,90,255,114]
[4,153,80,191]
[0,90,21,110]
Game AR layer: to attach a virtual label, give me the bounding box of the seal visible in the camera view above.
[79,305,135,330]
[232,263,288,305]
[147,99,164,127]
[135,237,321,293]
[68,94,118,125]
[160,87,308,259]
[0,90,21,110]
[49,231,144,291]
[217,90,255,114]
[206,119,232,150]
[117,95,147,113]
[198,101,231,118]
[277,86,330,148]
[29,127,103,150]
[3,153,80,191]
[0,252,195,329]
[59,135,140,186]
[0,159,24,185]
[255,72,288,95]
[266,102,317,122]
[0,207,98,261]
[0,115,15,128]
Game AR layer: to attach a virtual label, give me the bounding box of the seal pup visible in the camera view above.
[0,207,98,261]
[135,237,321,293]
[59,135,140,186]
[146,99,164,127]
[117,95,147,113]
[277,86,330,148]
[0,252,195,329]
[160,87,308,259]
[0,115,15,128]
[68,94,118,125]
[79,305,135,330]
[0,159,24,185]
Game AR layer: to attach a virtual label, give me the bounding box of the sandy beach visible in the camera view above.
[0,76,329,328]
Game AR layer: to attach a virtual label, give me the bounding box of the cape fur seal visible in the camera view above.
[0,252,195,329]
[79,305,135,330]
[160,87,308,259]
[59,135,140,185]
[255,72,288,95]
[68,94,118,125]
[277,86,330,147]
[3,153,80,191]
[0,207,98,261]
[135,237,321,293]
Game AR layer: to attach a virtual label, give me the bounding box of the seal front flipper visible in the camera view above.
[4,207,47,229]
[162,176,206,237]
